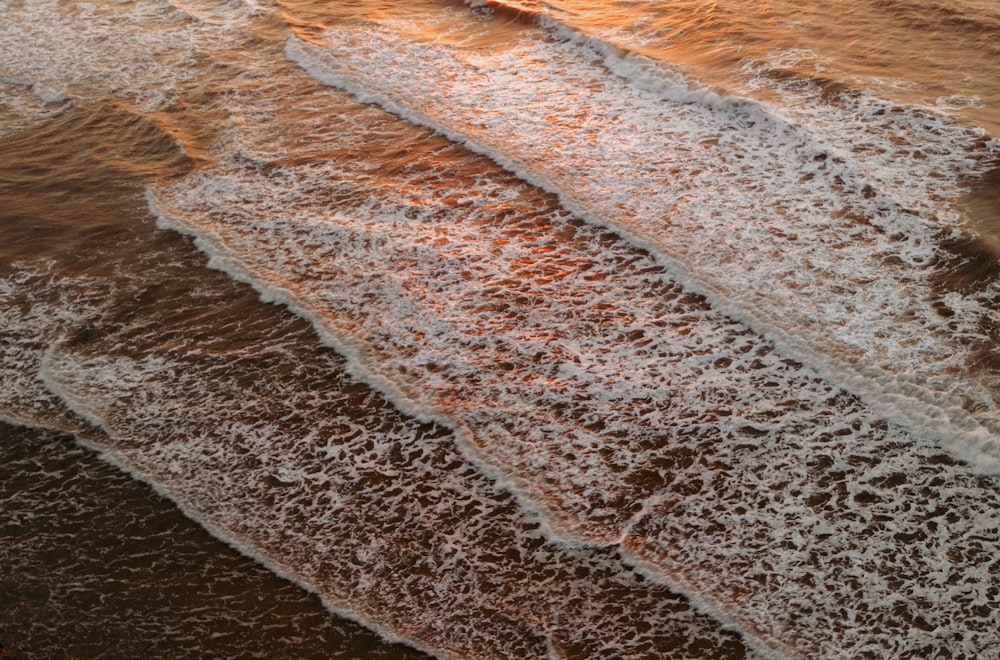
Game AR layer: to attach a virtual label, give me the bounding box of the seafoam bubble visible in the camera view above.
[36,265,754,659]
[7,0,1000,656]
[285,15,1000,469]
[148,83,1000,656]
[126,7,1000,652]
[0,0,199,112]
[936,95,984,110]
[0,3,760,653]
[0,82,73,137]
[0,264,113,434]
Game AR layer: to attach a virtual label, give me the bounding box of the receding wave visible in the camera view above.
[133,9,1000,653]
[4,0,1000,657]
[285,11,1000,470]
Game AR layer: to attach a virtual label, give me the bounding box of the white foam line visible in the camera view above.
[537,16,948,219]
[146,190,588,546]
[284,35,1000,475]
[621,549,797,660]
[1,75,68,101]
[610,494,797,659]
[2,210,768,655]
[33,339,453,660]
[0,411,85,438]
[146,168,796,660]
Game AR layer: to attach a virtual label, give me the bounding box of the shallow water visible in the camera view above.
[0,422,431,658]
[2,0,999,657]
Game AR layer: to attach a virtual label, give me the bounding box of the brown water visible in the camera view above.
[1,55,748,657]
[3,0,1000,657]
[0,96,430,658]
[0,422,430,659]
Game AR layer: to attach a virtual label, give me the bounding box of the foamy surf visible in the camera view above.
[147,25,1000,650]
[4,0,1000,656]
[28,264,758,659]
[284,15,1000,472]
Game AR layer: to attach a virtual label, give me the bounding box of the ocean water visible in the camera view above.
[2,0,999,657]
